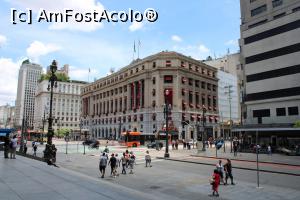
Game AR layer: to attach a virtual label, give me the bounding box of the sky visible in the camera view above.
[0,0,240,106]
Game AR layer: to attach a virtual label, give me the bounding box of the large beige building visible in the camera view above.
[34,80,87,132]
[81,51,219,141]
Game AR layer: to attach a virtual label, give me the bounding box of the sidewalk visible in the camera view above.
[0,156,160,200]
[193,145,300,166]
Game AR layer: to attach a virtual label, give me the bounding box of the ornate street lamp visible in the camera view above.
[164,89,172,158]
[202,105,207,151]
[44,60,58,164]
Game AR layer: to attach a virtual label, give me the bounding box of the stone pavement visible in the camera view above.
[193,142,300,166]
[0,156,162,200]
[1,149,300,200]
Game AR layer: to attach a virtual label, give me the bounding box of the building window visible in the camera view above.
[188,78,193,86]
[288,107,299,116]
[207,83,211,90]
[164,75,173,83]
[189,92,193,104]
[251,5,267,17]
[181,61,185,67]
[276,108,286,116]
[153,62,156,68]
[152,89,156,96]
[166,60,171,67]
[272,0,283,8]
[195,80,200,87]
[253,109,270,117]
[201,81,205,89]
[136,68,139,73]
[152,100,156,108]
[152,77,156,84]
[189,64,193,70]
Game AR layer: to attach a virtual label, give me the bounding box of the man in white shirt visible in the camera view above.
[10,135,18,159]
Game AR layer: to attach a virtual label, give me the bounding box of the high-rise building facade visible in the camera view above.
[34,80,87,132]
[15,60,43,128]
[204,53,243,124]
[81,51,219,141]
[0,105,15,128]
[240,0,300,126]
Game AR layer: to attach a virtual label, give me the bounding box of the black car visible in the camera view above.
[147,141,163,149]
[83,139,99,146]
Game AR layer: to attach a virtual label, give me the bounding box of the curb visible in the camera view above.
[190,155,300,167]
[156,157,300,176]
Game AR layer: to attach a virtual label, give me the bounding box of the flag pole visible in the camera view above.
[138,40,141,59]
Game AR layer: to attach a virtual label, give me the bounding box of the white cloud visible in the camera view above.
[198,44,210,53]
[225,39,238,46]
[172,44,211,60]
[26,41,61,62]
[0,35,7,47]
[171,35,182,42]
[69,65,99,82]
[9,0,105,32]
[0,58,22,105]
[129,21,144,32]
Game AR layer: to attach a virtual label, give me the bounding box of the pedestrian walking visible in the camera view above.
[24,143,27,154]
[145,150,152,167]
[233,142,238,157]
[33,142,38,156]
[216,160,225,184]
[175,139,179,150]
[10,135,18,159]
[115,153,120,175]
[99,152,108,178]
[172,139,175,150]
[267,144,272,156]
[129,152,136,174]
[4,133,9,158]
[210,169,220,197]
[121,152,127,174]
[108,153,117,178]
[224,159,235,185]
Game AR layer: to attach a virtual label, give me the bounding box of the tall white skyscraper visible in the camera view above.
[15,60,43,128]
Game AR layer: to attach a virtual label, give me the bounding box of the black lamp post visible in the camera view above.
[44,60,58,164]
[202,105,207,151]
[164,89,171,158]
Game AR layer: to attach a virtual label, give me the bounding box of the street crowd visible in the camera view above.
[98,148,152,179]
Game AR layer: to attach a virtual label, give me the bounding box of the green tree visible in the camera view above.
[294,120,300,128]
[39,72,70,82]
[54,128,70,138]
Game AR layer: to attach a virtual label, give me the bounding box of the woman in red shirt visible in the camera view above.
[212,169,220,197]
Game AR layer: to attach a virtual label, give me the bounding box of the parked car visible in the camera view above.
[147,141,163,149]
[83,139,99,146]
[277,147,296,156]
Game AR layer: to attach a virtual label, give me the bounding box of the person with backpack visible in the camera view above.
[108,153,117,178]
[99,152,108,178]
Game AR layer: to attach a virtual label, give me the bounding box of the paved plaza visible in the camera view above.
[2,140,299,200]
